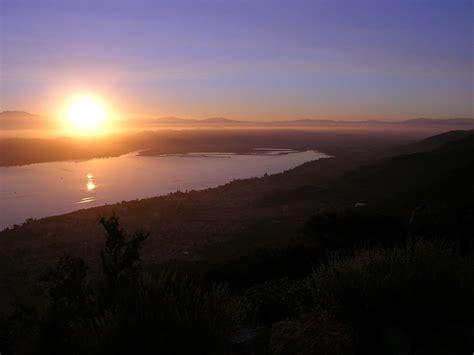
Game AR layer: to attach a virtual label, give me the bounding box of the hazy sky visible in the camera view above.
[1,0,472,121]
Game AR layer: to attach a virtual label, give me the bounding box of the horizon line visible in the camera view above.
[1,110,473,124]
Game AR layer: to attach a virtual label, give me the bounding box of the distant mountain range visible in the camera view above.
[2,111,473,129]
[400,118,474,126]
[124,116,474,128]
[0,111,54,128]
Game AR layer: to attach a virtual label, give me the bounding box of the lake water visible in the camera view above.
[0,149,328,229]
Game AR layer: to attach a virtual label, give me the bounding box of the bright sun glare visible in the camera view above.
[66,95,107,132]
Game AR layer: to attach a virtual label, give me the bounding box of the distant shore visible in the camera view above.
[0,127,456,167]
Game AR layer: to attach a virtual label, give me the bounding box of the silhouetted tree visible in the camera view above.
[99,215,148,304]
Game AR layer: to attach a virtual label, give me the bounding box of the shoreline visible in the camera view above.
[0,150,329,231]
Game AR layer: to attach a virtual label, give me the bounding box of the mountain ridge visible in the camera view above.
[2,111,473,129]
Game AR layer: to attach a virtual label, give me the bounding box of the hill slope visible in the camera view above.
[0,130,473,307]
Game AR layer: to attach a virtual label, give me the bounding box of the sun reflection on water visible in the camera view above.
[86,174,96,191]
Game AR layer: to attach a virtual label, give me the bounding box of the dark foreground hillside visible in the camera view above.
[0,130,473,354]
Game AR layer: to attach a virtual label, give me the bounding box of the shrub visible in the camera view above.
[205,245,320,291]
[41,255,92,354]
[308,239,474,354]
[270,308,354,355]
[304,210,407,251]
[72,271,245,355]
[3,216,245,355]
[243,277,313,324]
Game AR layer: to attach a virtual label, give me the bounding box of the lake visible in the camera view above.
[0,149,328,229]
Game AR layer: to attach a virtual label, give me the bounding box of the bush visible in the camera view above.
[270,309,354,355]
[38,217,244,355]
[1,216,245,355]
[243,277,313,324]
[3,215,472,354]
[304,210,407,251]
[41,255,92,354]
[72,271,244,354]
[308,239,474,354]
[205,245,320,291]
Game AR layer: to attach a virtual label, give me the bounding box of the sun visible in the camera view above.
[66,94,107,132]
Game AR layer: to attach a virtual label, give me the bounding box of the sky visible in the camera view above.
[0,0,472,121]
